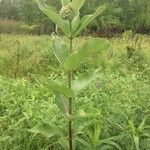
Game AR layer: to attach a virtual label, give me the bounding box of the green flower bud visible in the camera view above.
[59,5,75,21]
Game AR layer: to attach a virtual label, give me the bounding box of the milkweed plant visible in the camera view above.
[30,0,116,150]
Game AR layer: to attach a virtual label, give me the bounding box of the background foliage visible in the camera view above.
[0,0,150,35]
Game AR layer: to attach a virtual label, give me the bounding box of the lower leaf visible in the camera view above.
[72,69,100,93]
[29,123,66,138]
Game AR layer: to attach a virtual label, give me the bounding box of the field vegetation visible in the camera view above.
[0,32,150,149]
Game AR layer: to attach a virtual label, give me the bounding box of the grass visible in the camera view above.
[0,33,150,149]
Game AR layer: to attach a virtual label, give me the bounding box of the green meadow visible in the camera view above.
[0,33,150,149]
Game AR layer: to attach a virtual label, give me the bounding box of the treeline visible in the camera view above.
[0,0,150,35]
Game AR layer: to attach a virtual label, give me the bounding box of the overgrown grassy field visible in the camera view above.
[0,33,150,149]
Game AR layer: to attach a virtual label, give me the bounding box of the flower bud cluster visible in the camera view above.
[59,5,75,21]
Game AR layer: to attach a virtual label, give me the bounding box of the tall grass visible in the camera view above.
[0,34,150,149]
[0,34,58,77]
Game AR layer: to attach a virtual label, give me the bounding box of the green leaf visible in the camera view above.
[73,106,100,120]
[38,77,74,98]
[72,15,80,34]
[100,145,114,150]
[98,139,123,150]
[54,92,68,113]
[34,0,70,37]
[73,120,91,135]
[61,0,70,6]
[72,69,100,92]
[48,80,74,98]
[134,136,140,150]
[75,137,90,149]
[64,38,110,70]
[137,116,149,131]
[73,5,106,37]
[128,120,136,136]
[0,136,11,142]
[94,124,101,145]
[58,136,68,149]
[29,123,65,138]
[58,136,76,150]
[34,0,57,13]
[52,35,69,64]
[142,133,150,138]
[70,0,85,14]
[47,80,74,98]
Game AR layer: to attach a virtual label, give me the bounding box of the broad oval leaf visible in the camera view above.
[70,0,85,15]
[72,69,100,92]
[73,120,91,135]
[54,92,68,113]
[75,137,90,149]
[37,77,74,98]
[29,123,66,138]
[64,38,110,70]
[58,136,76,150]
[58,136,68,150]
[52,35,69,64]
[73,106,100,120]
[72,15,80,34]
[73,5,106,37]
[45,80,74,98]
[61,0,70,6]
[34,0,71,37]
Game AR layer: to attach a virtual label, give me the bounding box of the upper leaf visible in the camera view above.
[70,0,85,15]
[34,0,71,37]
[72,15,80,34]
[64,38,110,70]
[72,69,100,93]
[52,35,69,64]
[61,0,70,6]
[73,5,106,37]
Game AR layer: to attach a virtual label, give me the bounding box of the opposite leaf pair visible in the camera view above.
[52,35,110,70]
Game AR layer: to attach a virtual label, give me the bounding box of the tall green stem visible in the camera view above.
[68,1,73,149]
[68,20,73,150]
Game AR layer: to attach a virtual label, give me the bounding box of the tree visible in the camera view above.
[0,0,19,20]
